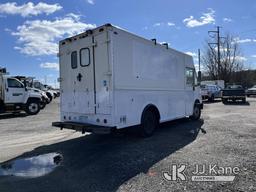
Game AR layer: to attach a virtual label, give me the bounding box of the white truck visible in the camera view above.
[52,24,203,136]
[0,68,42,115]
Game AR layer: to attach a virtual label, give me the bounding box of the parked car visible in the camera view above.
[246,85,256,97]
[14,76,49,109]
[200,84,222,101]
[222,85,246,103]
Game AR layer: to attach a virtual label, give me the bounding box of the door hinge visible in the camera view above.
[92,42,97,47]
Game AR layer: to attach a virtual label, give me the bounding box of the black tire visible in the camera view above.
[208,94,214,102]
[222,98,228,104]
[40,101,46,109]
[25,100,40,115]
[140,110,158,137]
[190,104,201,120]
[46,92,53,102]
[242,98,246,103]
[247,95,250,97]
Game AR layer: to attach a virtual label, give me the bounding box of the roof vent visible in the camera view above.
[151,38,157,45]
[162,43,168,49]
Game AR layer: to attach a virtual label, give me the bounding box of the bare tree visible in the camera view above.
[202,33,244,83]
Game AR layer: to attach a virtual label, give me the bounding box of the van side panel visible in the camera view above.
[112,29,191,128]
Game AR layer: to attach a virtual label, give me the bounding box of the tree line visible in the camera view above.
[201,33,256,88]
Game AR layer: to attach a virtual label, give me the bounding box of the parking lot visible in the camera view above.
[0,98,256,192]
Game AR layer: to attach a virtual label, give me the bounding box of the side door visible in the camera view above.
[5,78,25,103]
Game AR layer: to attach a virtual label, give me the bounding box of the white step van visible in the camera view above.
[53,24,203,136]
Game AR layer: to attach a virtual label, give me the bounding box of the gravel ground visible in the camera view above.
[0,98,255,192]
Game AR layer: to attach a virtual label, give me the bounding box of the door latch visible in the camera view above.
[77,73,83,82]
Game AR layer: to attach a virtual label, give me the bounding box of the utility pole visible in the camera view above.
[44,75,47,85]
[198,48,201,84]
[208,26,221,80]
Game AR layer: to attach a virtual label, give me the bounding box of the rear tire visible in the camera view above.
[208,95,214,102]
[46,93,53,103]
[242,98,246,103]
[140,110,158,137]
[190,104,201,120]
[222,98,228,104]
[25,100,40,115]
[40,101,46,109]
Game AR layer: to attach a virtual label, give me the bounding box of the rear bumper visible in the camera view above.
[246,92,256,95]
[52,121,115,134]
[222,95,245,99]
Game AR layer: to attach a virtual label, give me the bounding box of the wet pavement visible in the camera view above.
[0,153,62,178]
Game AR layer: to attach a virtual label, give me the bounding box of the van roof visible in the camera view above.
[59,23,193,59]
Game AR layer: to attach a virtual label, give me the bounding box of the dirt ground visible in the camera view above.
[0,98,255,192]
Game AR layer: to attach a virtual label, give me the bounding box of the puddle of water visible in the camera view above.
[0,152,62,178]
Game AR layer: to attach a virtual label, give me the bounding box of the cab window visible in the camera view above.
[7,78,24,88]
[71,51,78,69]
[186,68,194,85]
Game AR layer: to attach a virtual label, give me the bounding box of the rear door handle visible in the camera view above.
[77,73,83,82]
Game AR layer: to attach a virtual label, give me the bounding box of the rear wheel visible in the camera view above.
[208,94,214,102]
[190,103,201,120]
[140,110,158,137]
[40,101,46,109]
[46,93,53,103]
[242,98,246,103]
[222,98,228,104]
[25,100,40,115]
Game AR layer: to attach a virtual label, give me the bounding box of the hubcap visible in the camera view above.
[29,103,38,113]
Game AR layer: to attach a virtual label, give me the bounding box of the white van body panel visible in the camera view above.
[58,24,202,129]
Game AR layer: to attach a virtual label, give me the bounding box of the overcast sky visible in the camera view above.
[0,0,256,86]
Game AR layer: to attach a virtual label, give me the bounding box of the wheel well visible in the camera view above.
[141,104,160,122]
[194,99,200,105]
[27,97,41,103]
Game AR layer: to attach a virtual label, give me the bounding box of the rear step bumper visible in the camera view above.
[52,121,115,134]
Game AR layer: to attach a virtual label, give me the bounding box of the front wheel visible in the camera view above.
[190,104,201,120]
[208,94,214,102]
[25,100,40,115]
[140,110,158,137]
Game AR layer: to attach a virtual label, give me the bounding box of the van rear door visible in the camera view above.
[60,36,95,114]
[94,32,111,115]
